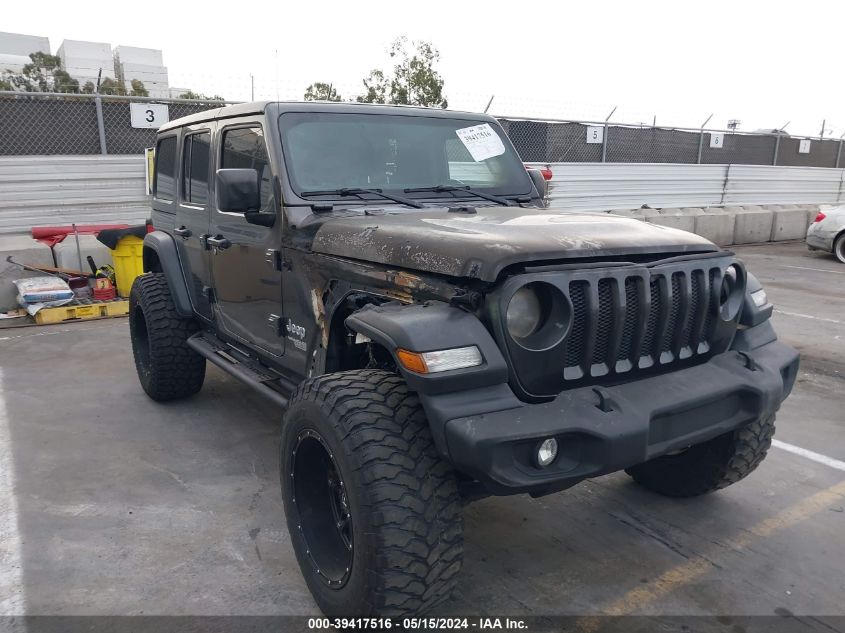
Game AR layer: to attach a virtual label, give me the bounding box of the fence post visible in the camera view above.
[697,130,705,164]
[772,133,780,166]
[836,139,843,169]
[601,123,608,162]
[94,94,108,155]
[719,164,731,206]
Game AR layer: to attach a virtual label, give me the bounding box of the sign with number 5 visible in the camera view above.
[586,126,604,144]
[130,103,169,129]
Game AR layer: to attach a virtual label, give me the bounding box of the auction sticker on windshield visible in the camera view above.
[455,123,506,161]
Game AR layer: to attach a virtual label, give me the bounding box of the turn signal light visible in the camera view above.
[396,346,483,374]
[814,212,826,223]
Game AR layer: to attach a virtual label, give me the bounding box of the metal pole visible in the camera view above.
[601,124,608,162]
[836,135,844,168]
[696,114,713,165]
[250,74,255,101]
[601,106,616,163]
[483,95,495,113]
[94,94,107,155]
[773,121,789,166]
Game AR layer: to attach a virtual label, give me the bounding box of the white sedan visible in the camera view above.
[807,206,845,263]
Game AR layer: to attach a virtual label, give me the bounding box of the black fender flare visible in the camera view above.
[345,301,519,457]
[142,231,194,318]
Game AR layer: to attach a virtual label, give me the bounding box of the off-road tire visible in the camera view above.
[280,369,463,617]
[834,232,845,264]
[625,414,776,497]
[129,273,205,401]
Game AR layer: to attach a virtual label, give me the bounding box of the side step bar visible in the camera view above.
[187,333,292,408]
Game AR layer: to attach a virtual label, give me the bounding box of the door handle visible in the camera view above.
[173,226,192,238]
[207,236,232,250]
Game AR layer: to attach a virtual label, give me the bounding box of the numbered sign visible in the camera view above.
[709,133,724,148]
[586,125,604,144]
[799,139,811,154]
[130,103,169,129]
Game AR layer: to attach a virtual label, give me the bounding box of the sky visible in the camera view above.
[4,0,844,136]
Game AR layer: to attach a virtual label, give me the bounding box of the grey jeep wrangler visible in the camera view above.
[130,101,799,617]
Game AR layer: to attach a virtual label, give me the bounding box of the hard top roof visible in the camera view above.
[157,100,496,132]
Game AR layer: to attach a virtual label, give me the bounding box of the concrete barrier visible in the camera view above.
[733,206,775,244]
[610,208,659,221]
[54,234,114,272]
[770,205,809,241]
[0,235,55,311]
[694,209,736,246]
[648,208,696,233]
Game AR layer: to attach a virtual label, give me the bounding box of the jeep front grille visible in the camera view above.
[495,256,741,399]
[562,269,714,380]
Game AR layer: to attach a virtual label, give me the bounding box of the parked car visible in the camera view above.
[807,206,845,263]
[130,101,799,617]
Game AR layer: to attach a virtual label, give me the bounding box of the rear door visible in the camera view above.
[174,124,214,320]
[209,120,285,357]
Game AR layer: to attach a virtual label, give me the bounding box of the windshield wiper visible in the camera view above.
[300,187,424,209]
[403,184,513,207]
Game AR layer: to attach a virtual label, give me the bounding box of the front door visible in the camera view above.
[209,122,285,357]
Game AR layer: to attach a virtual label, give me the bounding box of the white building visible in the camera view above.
[57,39,113,89]
[2,32,175,97]
[114,45,170,98]
[0,31,51,74]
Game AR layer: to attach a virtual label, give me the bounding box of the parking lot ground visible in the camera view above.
[0,241,843,623]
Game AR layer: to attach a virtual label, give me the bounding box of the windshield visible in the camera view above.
[279,112,532,201]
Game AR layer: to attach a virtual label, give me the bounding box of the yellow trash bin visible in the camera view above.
[110,235,145,298]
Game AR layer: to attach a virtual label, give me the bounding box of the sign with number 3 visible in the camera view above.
[130,103,169,129]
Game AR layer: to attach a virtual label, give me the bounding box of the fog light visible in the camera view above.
[536,438,558,468]
[750,288,768,308]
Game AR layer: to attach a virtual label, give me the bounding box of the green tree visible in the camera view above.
[352,38,446,108]
[99,77,126,96]
[129,79,148,97]
[82,81,95,94]
[356,69,387,104]
[178,90,225,101]
[303,82,342,102]
[386,37,447,108]
[5,52,81,93]
[53,69,79,93]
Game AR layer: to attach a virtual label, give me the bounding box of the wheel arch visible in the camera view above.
[142,231,194,318]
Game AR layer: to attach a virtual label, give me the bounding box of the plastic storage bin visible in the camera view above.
[110,235,145,297]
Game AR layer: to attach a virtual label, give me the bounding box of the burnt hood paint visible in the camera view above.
[311,208,718,281]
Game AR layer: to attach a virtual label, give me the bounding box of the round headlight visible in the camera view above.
[506,286,543,339]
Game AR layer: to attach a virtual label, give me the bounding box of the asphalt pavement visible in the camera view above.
[0,241,842,624]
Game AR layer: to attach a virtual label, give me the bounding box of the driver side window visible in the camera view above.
[221,126,272,211]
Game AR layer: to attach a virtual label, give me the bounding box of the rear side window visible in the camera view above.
[154,136,177,200]
[221,127,272,210]
[182,132,211,206]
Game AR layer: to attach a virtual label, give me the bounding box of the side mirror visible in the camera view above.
[216,168,261,213]
[526,168,548,201]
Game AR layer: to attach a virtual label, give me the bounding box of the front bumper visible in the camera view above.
[443,338,799,496]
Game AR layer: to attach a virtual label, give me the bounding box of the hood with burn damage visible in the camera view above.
[311,208,719,281]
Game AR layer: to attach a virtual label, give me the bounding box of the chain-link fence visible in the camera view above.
[2,91,844,168]
[0,91,234,155]
[502,118,845,168]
